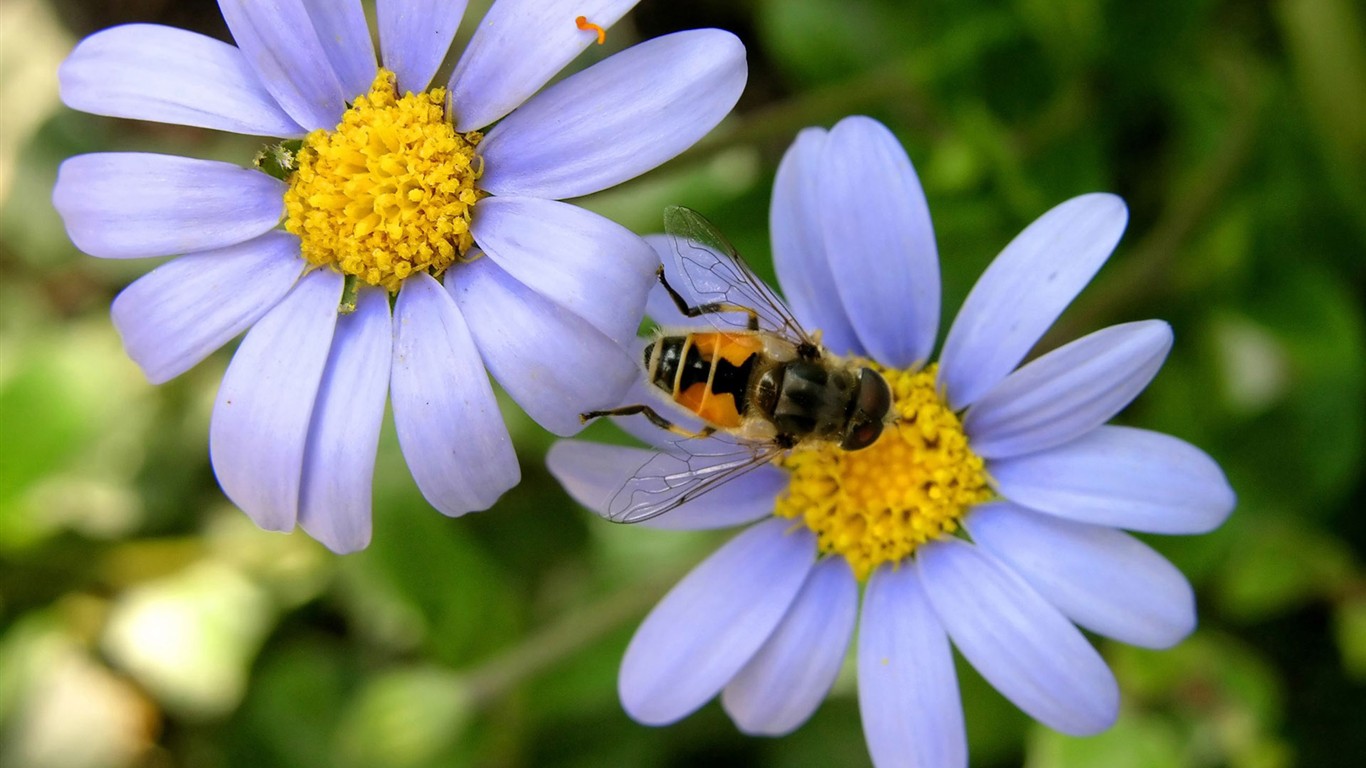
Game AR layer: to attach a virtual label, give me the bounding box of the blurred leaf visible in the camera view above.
[1214,514,1355,621]
[0,320,151,548]
[0,0,68,200]
[1110,632,1288,767]
[1224,266,1365,512]
[344,499,520,666]
[590,519,728,591]
[0,613,61,727]
[580,147,764,237]
[1014,0,1104,70]
[231,639,350,768]
[1275,0,1366,229]
[1,111,86,269]
[771,697,874,768]
[205,511,332,608]
[958,653,1032,765]
[1028,713,1190,768]
[759,0,918,85]
[1335,592,1366,682]
[1140,523,1235,599]
[335,665,473,768]
[0,348,90,522]
[101,561,274,719]
[923,131,989,193]
[1208,313,1292,416]
[1102,0,1211,85]
[522,621,629,722]
[0,623,156,768]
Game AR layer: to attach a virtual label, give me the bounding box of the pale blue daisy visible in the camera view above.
[52,0,746,552]
[548,116,1235,767]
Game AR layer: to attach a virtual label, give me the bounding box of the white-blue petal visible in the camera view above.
[480,30,746,199]
[472,197,657,346]
[450,255,637,436]
[769,127,863,357]
[390,273,519,515]
[59,24,303,137]
[858,563,966,768]
[298,286,392,554]
[965,320,1173,458]
[722,557,857,736]
[53,153,285,259]
[218,0,347,131]
[377,0,467,94]
[545,440,785,531]
[620,518,815,725]
[990,425,1236,534]
[448,0,640,131]
[918,538,1120,736]
[820,116,939,369]
[965,502,1196,649]
[939,194,1129,409]
[209,269,344,532]
[110,232,304,384]
[301,0,378,99]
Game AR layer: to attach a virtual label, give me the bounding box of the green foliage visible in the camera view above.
[1,0,1363,766]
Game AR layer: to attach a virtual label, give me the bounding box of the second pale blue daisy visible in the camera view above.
[549,116,1235,767]
[52,0,746,552]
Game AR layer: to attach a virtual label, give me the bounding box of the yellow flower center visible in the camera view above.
[774,364,993,581]
[283,69,483,292]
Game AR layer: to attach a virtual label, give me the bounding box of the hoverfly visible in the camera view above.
[579,206,893,523]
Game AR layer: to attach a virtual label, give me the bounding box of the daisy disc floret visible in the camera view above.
[52,0,747,553]
[284,70,483,292]
[549,116,1236,767]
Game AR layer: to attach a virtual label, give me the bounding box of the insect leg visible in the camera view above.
[580,402,717,440]
[655,266,760,331]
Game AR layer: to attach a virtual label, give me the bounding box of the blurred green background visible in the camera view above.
[2,0,1364,766]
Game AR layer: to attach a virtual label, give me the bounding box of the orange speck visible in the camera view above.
[576,15,606,45]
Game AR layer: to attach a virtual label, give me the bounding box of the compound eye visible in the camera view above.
[856,369,891,420]
[840,369,892,451]
[841,419,884,451]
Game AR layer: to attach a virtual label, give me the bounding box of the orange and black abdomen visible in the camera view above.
[645,333,762,428]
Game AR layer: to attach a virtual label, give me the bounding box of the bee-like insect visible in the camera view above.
[580,206,894,523]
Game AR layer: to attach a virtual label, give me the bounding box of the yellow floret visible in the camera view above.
[283,69,484,292]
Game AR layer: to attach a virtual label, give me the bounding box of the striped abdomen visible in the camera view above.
[644,332,762,428]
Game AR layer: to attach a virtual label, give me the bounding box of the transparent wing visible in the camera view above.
[663,205,815,345]
[606,434,786,524]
